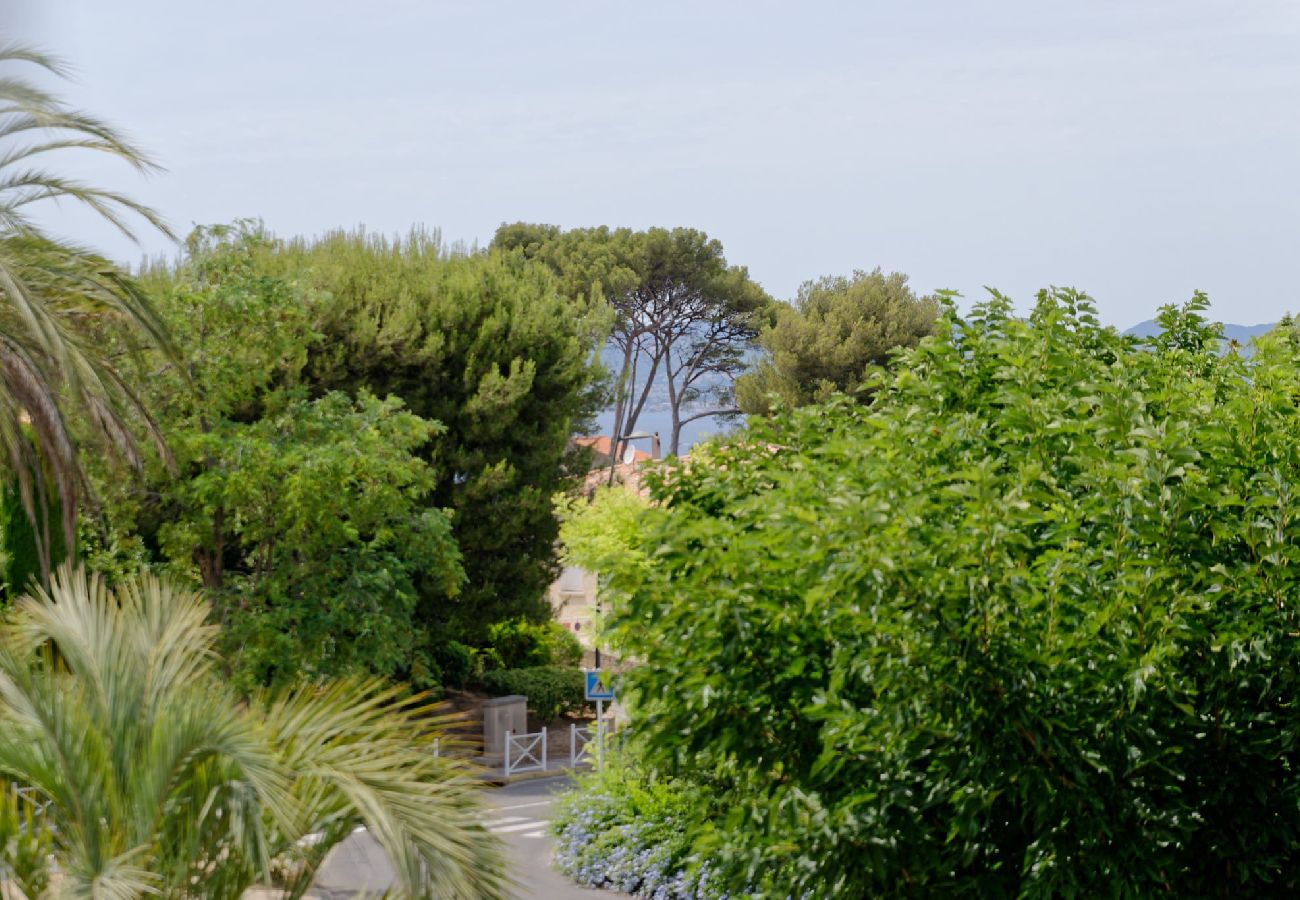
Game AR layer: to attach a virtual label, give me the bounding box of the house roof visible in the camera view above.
[573,435,652,463]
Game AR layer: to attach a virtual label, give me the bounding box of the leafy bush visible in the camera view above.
[408,639,480,692]
[605,292,1300,896]
[479,666,585,722]
[483,617,582,670]
[0,480,69,600]
[431,640,476,689]
[546,622,584,667]
[553,752,729,898]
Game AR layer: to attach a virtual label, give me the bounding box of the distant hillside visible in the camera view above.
[1125,319,1276,343]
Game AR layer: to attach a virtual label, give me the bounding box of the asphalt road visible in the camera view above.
[486,776,612,900]
[313,775,611,899]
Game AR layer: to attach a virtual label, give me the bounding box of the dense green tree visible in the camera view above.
[494,224,772,456]
[0,46,174,578]
[600,291,1300,896]
[735,268,939,414]
[265,229,608,639]
[556,484,651,577]
[0,481,67,597]
[157,391,463,690]
[0,565,506,898]
[91,225,463,689]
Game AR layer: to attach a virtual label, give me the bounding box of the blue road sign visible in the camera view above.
[585,669,615,701]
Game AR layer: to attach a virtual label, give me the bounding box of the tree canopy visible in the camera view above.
[88,225,464,689]
[601,290,1300,896]
[556,484,651,579]
[277,228,609,639]
[494,223,771,456]
[735,268,939,414]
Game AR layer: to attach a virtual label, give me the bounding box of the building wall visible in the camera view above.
[549,565,600,646]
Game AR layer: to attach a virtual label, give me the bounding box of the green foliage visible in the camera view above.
[603,289,1300,896]
[549,622,584,667]
[0,784,53,898]
[495,223,772,455]
[736,267,940,414]
[164,391,462,690]
[269,229,609,638]
[483,616,583,670]
[553,749,729,897]
[94,225,463,689]
[0,565,506,898]
[431,639,477,689]
[556,485,652,577]
[492,222,638,304]
[0,478,69,599]
[0,47,175,576]
[480,666,585,722]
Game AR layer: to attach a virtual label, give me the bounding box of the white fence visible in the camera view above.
[569,717,618,769]
[493,717,621,776]
[569,723,594,768]
[504,729,548,776]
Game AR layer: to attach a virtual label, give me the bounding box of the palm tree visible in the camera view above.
[0,44,175,577]
[0,565,508,898]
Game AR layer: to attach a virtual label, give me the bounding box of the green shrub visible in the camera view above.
[606,292,1300,896]
[1,478,70,600]
[553,750,731,898]
[483,617,581,669]
[544,621,583,667]
[432,640,475,689]
[480,666,585,722]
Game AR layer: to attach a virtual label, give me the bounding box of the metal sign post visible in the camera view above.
[585,670,616,771]
[596,699,605,770]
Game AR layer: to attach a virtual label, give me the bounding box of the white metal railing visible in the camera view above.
[569,723,594,768]
[504,729,547,776]
[569,717,617,769]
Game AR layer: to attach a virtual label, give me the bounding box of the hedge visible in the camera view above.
[480,665,585,722]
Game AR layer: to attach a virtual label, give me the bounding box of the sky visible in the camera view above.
[8,0,1300,330]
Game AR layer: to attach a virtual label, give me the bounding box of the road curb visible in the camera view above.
[479,764,590,787]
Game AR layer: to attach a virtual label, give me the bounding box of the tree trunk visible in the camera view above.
[612,340,662,475]
[606,335,635,483]
[664,347,682,456]
[196,505,225,593]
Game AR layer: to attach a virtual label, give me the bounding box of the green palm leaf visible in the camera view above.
[0,44,177,581]
[0,565,507,898]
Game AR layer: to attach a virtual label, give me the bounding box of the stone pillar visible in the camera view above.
[482,694,528,757]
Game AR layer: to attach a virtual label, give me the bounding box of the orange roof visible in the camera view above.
[573,435,652,463]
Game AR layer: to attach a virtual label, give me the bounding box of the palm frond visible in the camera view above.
[1,170,171,243]
[0,44,71,78]
[0,566,508,898]
[258,678,510,899]
[0,47,180,578]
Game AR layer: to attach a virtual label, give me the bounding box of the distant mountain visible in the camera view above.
[590,346,736,454]
[1125,319,1276,343]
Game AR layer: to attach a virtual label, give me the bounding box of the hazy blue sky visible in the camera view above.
[10,0,1300,328]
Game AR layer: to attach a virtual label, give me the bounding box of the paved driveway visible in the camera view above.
[312,775,610,899]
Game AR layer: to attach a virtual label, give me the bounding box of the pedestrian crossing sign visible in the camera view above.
[585,669,615,701]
